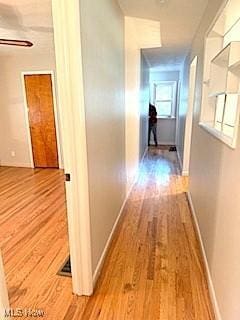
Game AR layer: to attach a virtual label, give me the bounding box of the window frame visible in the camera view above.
[153,81,177,119]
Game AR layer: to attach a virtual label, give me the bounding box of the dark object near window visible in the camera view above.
[169,146,177,152]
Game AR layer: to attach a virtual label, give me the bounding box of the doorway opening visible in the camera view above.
[149,72,179,147]
[0,66,70,313]
[0,0,93,316]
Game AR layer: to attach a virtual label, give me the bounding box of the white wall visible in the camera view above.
[0,53,62,168]
[188,0,240,318]
[139,53,149,161]
[125,16,142,193]
[150,71,179,145]
[154,119,177,145]
[80,0,126,273]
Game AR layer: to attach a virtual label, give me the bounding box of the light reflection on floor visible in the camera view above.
[139,149,172,187]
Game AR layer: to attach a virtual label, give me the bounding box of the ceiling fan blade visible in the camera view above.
[0,39,33,47]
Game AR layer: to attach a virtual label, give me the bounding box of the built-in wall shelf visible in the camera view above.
[229,42,240,67]
[200,0,240,148]
[211,43,230,67]
[229,61,240,76]
[209,41,240,96]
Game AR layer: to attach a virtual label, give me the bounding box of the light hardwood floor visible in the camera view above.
[0,149,214,319]
[0,167,72,319]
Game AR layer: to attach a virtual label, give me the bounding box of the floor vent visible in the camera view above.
[58,257,72,277]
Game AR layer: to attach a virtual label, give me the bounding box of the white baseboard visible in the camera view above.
[0,162,32,168]
[186,192,222,320]
[182,170,189,176]
[0,162,63,169]
[142,146,148,160]
[176,148,183,171]
[130,146,148,186]
[152,142,175,145]
[92,189,130,287]
[93,146,148,287]
[139,146,148,166]
[176,148,189,176]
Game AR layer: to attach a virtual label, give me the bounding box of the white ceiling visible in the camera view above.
[0,0,54,55]
[126,17,162,49]
[118,0,209,70]
[0,0,208,67]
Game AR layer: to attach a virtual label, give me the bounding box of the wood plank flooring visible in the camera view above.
[0,149,214,319]
[0,167,72,319]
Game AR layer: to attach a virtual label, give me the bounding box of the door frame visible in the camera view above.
[175,80,181,146]
[182,56,198,175]
[51,0,93,295]
[22,70,63,169]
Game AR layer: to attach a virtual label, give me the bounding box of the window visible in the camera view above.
[154,81,177,118]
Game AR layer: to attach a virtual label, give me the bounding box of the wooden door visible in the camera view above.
[24,74,59,168]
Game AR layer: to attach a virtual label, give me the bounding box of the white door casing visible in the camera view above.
[182,56,198,176]
[52,0,93,295]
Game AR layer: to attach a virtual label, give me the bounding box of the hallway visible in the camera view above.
[64,148,214,319]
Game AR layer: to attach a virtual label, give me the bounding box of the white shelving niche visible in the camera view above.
[209,42,240,97]
[200,0,240,148]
